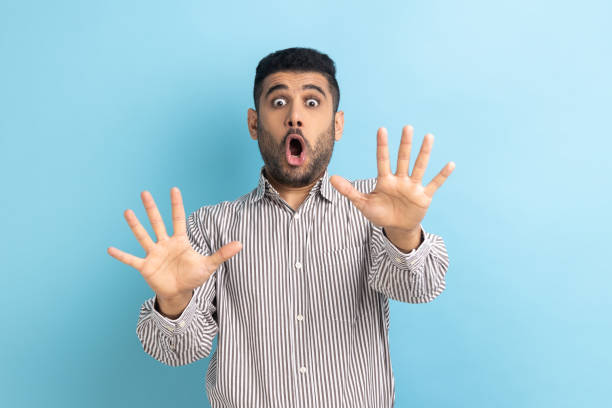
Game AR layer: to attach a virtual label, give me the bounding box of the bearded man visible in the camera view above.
[108,46,455,408]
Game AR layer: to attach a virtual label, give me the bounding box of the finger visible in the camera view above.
[141,191,169,241]
[377,127,392,177]
[410,133,434,183]
[124,209,156,253]
[329,175,367,212]
[107,246,145,270]
[170,187,187,236]
[395,125,413,177]
[424,161,455,197]
[206,241,243,271]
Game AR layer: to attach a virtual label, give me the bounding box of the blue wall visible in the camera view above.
[1,0,610,406]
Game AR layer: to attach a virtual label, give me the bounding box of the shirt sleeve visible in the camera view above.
[367,222,450,303]
[135,207,219,367]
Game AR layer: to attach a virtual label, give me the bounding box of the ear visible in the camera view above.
[247,108,258,140]
[334,110,344,142]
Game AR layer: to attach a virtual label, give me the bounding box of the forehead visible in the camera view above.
[262,71,329,92]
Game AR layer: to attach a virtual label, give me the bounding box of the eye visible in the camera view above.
[306,98,319,108]
[272,98,287,107]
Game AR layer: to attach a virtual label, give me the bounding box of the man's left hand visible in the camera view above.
[330,125,455,240]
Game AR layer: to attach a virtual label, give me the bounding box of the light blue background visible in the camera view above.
[1,0,610,407]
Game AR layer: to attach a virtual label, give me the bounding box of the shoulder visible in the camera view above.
[188,191,251,231]
[190,197,245,223]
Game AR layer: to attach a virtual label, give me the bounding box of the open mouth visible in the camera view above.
[285,134,306,166]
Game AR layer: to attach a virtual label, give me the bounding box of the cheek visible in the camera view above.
[261,127,284,150]
[261,113,284,133]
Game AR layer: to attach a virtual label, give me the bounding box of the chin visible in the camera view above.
[276,162,317,187]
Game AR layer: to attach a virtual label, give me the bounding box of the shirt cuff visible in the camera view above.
[375,224,431,271]
[150,290,198,336]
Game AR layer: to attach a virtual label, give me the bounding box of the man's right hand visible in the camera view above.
[107,187,242,317]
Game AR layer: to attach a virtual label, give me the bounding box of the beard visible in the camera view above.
[256,118,335,188]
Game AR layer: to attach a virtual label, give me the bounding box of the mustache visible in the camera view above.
[284,128,304,140]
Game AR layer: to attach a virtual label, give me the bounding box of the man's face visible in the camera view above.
[248,71,344,188]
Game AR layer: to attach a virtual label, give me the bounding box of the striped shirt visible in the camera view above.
[136,165,450,407]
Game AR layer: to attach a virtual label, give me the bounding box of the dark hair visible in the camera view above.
[253,47,340,113]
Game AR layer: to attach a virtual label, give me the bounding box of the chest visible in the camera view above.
[215,203,372,323]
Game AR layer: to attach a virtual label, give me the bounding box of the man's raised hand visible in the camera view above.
[330,125,455,235]
[107,187,242,303]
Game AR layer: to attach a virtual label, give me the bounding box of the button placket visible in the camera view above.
[288,200,314,391]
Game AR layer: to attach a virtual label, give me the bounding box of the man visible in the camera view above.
[107,47,455,407]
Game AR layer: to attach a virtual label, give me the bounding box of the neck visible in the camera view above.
[264,167,325,211]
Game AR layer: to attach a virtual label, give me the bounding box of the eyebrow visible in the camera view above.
[265,83,327,99]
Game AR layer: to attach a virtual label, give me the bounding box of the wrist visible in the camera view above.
[156,291,193,319]
[383,225,423,253]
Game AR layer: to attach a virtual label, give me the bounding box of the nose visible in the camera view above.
[285,103,303,128]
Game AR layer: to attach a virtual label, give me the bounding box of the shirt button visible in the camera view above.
[395,257,401,262]
[178,321,185,328]
[299,366,307,374]
[295,261,302,269]
[294,213,300,219]
[296,314,304,321]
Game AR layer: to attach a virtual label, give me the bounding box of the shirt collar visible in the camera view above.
[250,165,337,204]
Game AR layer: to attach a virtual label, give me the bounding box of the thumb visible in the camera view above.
[207,241,243,270]
[329,175,366,211]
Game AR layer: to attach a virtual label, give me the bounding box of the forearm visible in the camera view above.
[368,223,449,303]
[137,283,219,366]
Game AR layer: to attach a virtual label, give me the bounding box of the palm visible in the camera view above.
[330,125,455,232]
[107,187,242,299]
[139,233,209,299]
